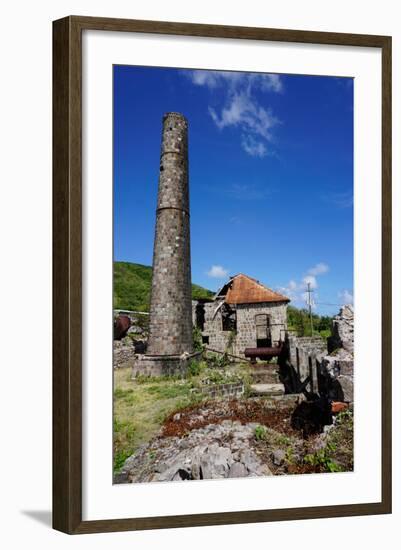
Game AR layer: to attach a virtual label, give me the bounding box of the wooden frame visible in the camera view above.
[53,15,392,534]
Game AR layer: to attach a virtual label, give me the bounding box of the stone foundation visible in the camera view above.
[131,351,202,378]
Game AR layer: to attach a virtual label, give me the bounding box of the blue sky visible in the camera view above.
[114,65,353,315]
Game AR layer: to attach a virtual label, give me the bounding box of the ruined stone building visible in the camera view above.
[192,273,290,357]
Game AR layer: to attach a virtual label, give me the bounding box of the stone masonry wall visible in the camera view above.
[113,340,136,368]
[287,334,328,393]
[197,300,287,357]
[146,113,193,357]
[197,381,244,398]
[321,305,354,403]
[201,301,232,352]
[234,302,287,356]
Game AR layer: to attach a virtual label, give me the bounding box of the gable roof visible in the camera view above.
[216,273,290,305]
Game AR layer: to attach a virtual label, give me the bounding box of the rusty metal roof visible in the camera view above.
[221,274,290,305]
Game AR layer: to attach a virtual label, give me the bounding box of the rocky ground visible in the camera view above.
[116,398,353,483]
[113,304,354,483]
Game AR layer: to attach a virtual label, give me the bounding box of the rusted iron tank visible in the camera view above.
[244,345,284,362]
[114,315,131,340]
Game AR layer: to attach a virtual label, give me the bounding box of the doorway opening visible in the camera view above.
[255,314,272,347]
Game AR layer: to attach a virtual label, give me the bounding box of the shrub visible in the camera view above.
[206,353,228,369]
[188,359,202,377]
[192,326,204,352]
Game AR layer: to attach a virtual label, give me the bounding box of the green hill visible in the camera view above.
[114,261,214,312]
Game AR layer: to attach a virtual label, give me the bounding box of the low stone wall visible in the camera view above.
[287,334,327,392]
[197,381,244,399]
[113,342,136,368]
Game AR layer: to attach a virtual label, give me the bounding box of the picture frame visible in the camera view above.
[53,15,392,534]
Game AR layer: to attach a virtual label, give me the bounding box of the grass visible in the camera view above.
[113,367,200,472]
[113,359,251,473]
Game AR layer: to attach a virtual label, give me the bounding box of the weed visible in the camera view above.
[276,434,292,447]
[114,449,132,472]
[304,446,343,473]
[254,425,267,441]
[285,447,295,464]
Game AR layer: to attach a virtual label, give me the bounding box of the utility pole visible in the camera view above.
[306,282,314,336]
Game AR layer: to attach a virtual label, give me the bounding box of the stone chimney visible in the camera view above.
[132,113,197,377]
[147,112,193,356]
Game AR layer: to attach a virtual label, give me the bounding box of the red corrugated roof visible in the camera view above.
[221,274,290,305]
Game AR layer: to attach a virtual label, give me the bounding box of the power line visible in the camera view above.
[315,302,343,307]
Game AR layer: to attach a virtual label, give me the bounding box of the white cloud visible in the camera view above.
[279,264,329,306]
[288,280,298,291]
[328,190,353,208]
[307,262,329,276]
[241,135,267,158]
[225,182,271,200]
[206,265,229,279]
[338,289,354,305]
[302,275,318,289]
[187,70,283,93]
[185,69,282,157]
[259,73,283,93]
[187,70,243,89]
[209,92,278,141]
[280,265,353,313]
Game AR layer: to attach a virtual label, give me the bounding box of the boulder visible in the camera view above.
[228,462,247,478]
[272,449,286,466]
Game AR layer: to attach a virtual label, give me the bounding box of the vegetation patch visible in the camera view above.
[114,261,213,311]
[113,367,202,472]
[287,305,333,338]
[253,408,354,475]
[114,360,253,472]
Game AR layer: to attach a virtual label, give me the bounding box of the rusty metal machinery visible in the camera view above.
[114,315,131,340]
[244,345,284,362]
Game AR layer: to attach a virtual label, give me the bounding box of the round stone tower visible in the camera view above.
[146,112,194,357]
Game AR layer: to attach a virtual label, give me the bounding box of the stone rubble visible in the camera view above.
[120,420,272,483]
[321,304,354,403]
[328,304,354,354]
